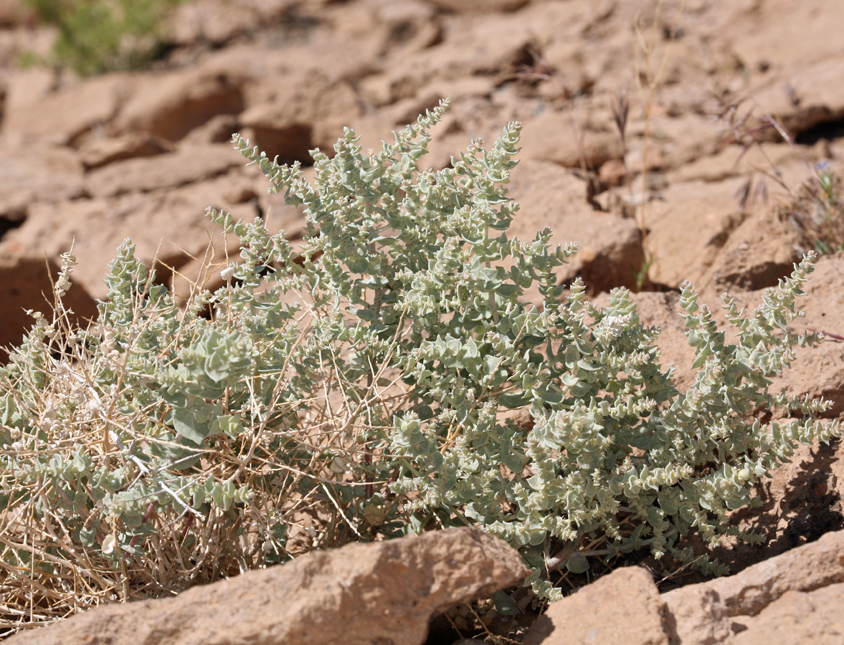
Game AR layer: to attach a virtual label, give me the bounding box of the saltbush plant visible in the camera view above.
[0,102,840,628]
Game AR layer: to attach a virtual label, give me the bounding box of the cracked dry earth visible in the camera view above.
[1,0,844,643]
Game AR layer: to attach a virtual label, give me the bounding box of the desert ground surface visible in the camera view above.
[0,0,843,643]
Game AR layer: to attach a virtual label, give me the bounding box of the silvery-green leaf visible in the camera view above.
[171,407,209,445]
[499,392,528,409]
[492,590,520,616]
[566,555,590,574]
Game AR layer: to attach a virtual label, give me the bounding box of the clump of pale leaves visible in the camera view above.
[0,101,839,634]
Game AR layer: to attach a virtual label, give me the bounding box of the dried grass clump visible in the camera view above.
[0,243,414,635]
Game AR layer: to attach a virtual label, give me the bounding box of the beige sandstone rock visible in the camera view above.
[168,0,295,47]
[352,4,547,107]
[181,114,240,145]
[80,133,174,170]
[523,530,844,645]
[519,111,625,170]
[1,73,131,146]
[663,529,844,645]
[523,567,669,645]
[644,178,750,290]
[0,144,85,220]
[730,583,844,645]
[0,252,98,352]
[239,69,361,163]
[424,0,530,13]
[373,0,442,59]
[112,67,247,143]
[85,143,247,198]
[701,208,806,293]
[0,0,33,27]
[644,114,723,172]
[0,174,257,300]
[508,159,643,295]
[741,58,844,146]
[668,143,807,185]
[5,526,528,645]
[731,0,844,74]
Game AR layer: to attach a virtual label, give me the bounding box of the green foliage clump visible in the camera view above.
[23,0,184,75]
[805,161,844,255]
[0,102,840,628]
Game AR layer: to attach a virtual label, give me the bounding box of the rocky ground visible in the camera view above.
[0,0,843,643]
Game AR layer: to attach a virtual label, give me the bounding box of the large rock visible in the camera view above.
[645,114,724,172]
[729,0,844,74]
[169,0,298,47]
[0,253,98,355]
[701,207,806,294]
[5,527,528,645]
[644,178,750,290]
[0,144,85,221]
[0,0,33,27]
[354,2,575,107]
[1,72,131,146]
[112,67,246,143]
[239,69,361,163]
[508,160,644,295]
[372,0,442,60]
[750,58,844,141]
[730,584,844,645]
[424,0,529,12]
[520,110,624,170]
[523,567,669,645]
[370,76,494,120]
[0,174,258,301]
[662,529,844,645]
[523,529,844,645]
[80,133,175,170]
[668,143,806,185]
[311,0,441,68]
[85,143,247,198]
